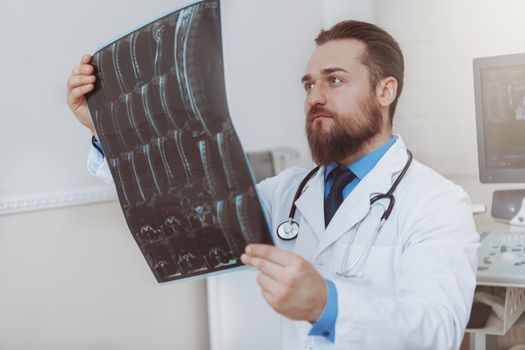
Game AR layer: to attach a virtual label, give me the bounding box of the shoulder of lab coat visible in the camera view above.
[87,144,115,186]
[332,158,479,350]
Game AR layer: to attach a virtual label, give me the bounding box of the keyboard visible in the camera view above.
[477,230,525,284]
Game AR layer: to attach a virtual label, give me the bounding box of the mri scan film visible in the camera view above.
[86,0,273,283]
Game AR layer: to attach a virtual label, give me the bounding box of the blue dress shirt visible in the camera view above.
[308,135,397,343]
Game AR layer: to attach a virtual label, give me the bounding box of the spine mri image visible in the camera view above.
[86,0,273,283]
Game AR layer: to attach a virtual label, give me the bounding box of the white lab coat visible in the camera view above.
[88,136,479,350]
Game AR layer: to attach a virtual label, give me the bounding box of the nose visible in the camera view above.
[306,84,326,108]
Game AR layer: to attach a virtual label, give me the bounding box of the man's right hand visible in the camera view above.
[66,54,98,139]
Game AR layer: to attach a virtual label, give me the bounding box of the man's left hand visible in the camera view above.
[241,244,327,322]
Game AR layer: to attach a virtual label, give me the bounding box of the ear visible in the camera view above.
[375,77,398,108]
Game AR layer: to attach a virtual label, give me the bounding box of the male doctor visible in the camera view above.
[67,20,479,350]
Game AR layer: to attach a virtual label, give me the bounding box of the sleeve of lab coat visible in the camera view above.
[87,144,115,186]
[331,183,479,350]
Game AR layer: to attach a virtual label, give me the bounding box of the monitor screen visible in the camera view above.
[474,53,525,183]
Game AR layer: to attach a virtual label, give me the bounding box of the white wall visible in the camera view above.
[223,1,316,158]
[0,202,209,350]
[322,0,375,25]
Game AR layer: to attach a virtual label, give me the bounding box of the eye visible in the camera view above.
[303,81,315,92]
[329,76,342,86]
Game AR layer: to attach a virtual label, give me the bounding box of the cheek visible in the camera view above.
[337,90,368,115]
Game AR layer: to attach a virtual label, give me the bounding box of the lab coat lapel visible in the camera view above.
[293,166,326,242]
[312,138,410,260]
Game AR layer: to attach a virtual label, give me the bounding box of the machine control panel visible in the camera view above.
[478,230,525,284]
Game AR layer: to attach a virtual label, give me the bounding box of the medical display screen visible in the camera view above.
[481,65,525,169]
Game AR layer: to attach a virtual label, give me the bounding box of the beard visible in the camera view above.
[305,94,383,165]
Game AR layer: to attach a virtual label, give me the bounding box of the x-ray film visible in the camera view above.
[86,0,274,283]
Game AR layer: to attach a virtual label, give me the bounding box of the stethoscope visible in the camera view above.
[276,150,413,278]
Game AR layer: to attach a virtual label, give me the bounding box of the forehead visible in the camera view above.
[305,38,367,75]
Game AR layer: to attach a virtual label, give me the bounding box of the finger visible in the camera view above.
[71,66,81,75]
[256,273,287,297]
[72,64,94,75]
[245,244,298,267]
[80,54,92,64]
[69,84,94,99]
[241,254,289,282]
[67,75,96,90]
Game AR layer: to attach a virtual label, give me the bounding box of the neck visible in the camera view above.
[337,129,393,167]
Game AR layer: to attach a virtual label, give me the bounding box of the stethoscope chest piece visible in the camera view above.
[277,219,300,240]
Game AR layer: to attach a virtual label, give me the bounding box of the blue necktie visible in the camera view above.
[324,168,356,227]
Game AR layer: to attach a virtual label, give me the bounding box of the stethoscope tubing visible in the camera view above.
[287,165,320,220]
[281,150,412,233]
[336,216,386,278]
[276,150,413,277]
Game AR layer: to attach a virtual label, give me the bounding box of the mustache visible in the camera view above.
[307,105,337,122]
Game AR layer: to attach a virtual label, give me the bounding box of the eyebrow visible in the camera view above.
[301,67,349,83]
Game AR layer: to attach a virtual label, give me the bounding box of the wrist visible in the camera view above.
[309,280,328,322]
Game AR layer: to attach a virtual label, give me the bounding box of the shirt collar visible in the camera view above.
[324,135,398,182]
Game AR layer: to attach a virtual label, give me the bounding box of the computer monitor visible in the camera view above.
[473,53,525,183]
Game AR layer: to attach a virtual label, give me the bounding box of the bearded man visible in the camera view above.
[67,20,478,350]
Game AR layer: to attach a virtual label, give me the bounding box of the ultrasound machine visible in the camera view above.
[473,53,525,285]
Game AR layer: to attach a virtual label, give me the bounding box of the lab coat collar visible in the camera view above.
[294,135,410,260]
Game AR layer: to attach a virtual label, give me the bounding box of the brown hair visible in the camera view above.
[315,20,404,123]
